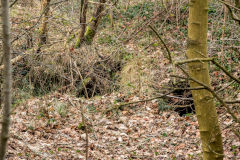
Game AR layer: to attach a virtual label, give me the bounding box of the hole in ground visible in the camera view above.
[163,80,195,116]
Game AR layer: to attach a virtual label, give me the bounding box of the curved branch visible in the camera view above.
[219,0,240,23]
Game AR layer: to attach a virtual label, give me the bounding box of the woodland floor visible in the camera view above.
[4,25,240,160]
[2,0,239,159]
[4,27,240,160]
[5,91,240,160]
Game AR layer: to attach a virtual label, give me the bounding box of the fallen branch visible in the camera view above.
[104,90,174,114]
[155,93,193,101]
[104,87,205,114]
[0,54,25,71]
[224,100,240,104]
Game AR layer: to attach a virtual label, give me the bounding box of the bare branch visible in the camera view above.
[172,66,240,124]
[218,0,240,23]
[149,25,173,64]
[9,0,18,8]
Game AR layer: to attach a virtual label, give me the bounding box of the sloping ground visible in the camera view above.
[5,92,239,160]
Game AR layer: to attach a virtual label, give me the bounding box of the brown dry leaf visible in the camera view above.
[175,143,186,150]
[122,110,128,115]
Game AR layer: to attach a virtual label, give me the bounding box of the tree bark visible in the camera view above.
[0,2,2,65]
[85,0,106,44]
[75,0,88,48]
[186,0,224,159]
[75,0,106,48]
[38,0,51,51]
[0,0,12,159]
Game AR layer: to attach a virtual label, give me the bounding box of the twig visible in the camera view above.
[170,75,240,104]
[88,1,111,5]
[216,81,234,93]
[171,103,194,108]
[176,58,240,84]
[104,87,205,114]
[0,54,25,71]
[50,0,69,6]
[149,25,177,84]
[162,86,206,91]
[73,62,89,99]
[155,93,193,101]
[156,86,206,101]
[148,25,172,63]
[207,144,225,156]
[218,0,240,11]
[91,83,96,98]
[10,0,52,44]
[232,128,240,140]
[211,59,240,84]
[218,0,240,23]
[224,100,240,104]
[9,0,18,8]
[104,90,175,114]
[124,9,165,44]
[68,98,89,159]
[172,66,240,124]
[80,105,88,160]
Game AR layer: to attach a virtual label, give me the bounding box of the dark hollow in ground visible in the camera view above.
[164,80,195,116]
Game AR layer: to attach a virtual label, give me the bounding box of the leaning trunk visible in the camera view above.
[0,0,12,159]
[83,0,106,44]
[186,0,224,159]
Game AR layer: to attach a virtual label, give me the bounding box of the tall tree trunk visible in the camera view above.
[0,0,12,159]
[75,0,88,48]
[37,0,51,52]
[76,0,106,47]
[186,0,224,159]
[0,2,2,65]
[0,1,2,110]
[85,0,106,44]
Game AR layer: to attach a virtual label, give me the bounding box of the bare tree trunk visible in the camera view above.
[75,0,88,48]
[0,2,2,65]
[84,0,106,44]
[37,0,51,52]
[0,0,12,159]
[187,0,224,159]
[75,0,106,48]
[0,0,2,111]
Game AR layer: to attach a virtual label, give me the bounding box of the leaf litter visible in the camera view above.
[4,92,239,160]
